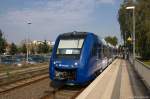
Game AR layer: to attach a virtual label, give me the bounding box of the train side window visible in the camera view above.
[98,45,101,59]
[103,46,107,57]
[92,43,97,56]
[101,47,104,58]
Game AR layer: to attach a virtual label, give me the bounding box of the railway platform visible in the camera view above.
[77,59,150,99]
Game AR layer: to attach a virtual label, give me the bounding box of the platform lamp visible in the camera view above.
[126,6,135,65]
[26,22,32,63]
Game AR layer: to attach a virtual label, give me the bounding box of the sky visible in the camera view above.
[0,0,122,44]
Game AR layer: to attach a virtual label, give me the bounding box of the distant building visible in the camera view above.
[28,40,54,54]
[31,40,54,47]
[4,43,11,55]
[50,41,55,46]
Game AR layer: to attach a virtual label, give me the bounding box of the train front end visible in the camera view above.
[49,32,88,85]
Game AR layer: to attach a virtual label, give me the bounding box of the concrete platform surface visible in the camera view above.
[77,59,150,99]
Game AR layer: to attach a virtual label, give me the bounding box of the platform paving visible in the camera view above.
[113,60,149,99]
[77,59,150,99]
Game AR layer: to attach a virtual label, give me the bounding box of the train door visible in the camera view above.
[108,47,112,64]
[87,40,97,77]
[101,45,108,69]
[91,43,98,73]
[96,43,103,72]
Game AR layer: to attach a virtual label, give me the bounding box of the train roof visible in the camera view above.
[101,39,116,48]
[101,39,107,45]
[58,32,110,45]
[59,31,88,39]
[58,31,100,40]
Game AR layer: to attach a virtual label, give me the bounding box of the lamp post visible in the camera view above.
[27,22,32,63]
[126,6,135,65]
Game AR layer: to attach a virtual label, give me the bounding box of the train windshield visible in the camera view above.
[56,39,84,59]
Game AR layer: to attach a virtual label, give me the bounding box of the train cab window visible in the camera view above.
[56,38,84,59]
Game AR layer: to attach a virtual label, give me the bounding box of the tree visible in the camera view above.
[118,0,150,59]
[37,40,50,54]
[30,46,35,54]
[135,0,150,59]
[105,36,118,46]
[21,43,27,54]
[49,47,53,53]
[9,43,18,55]
[0,29,6,55]
[42,40,50,54]
[118,1,134,54]
[37,43,43,54]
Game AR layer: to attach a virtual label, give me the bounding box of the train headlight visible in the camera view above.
[71,65,74,68]
[55,64,58,67]
[53,61,56,64]
[59,64,62,66]
[74,62,78,66]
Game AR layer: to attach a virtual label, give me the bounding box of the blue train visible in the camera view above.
[49,32,117,85]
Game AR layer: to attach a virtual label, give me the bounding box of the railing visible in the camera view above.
[134,59,150,90]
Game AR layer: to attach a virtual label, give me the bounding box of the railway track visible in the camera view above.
[0,70,85,99]
[0,74,85,99]
[0,61,117,99]
[0,73,49,94]
[0,65,48,79]
[41,82,85,99]
[0,65,49,87]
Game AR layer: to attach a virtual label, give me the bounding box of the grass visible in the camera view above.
[136,57,150,68]
[143,61,150,67]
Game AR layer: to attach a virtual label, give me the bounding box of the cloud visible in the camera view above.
[97,0,115,4]
[0,0,116,43]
